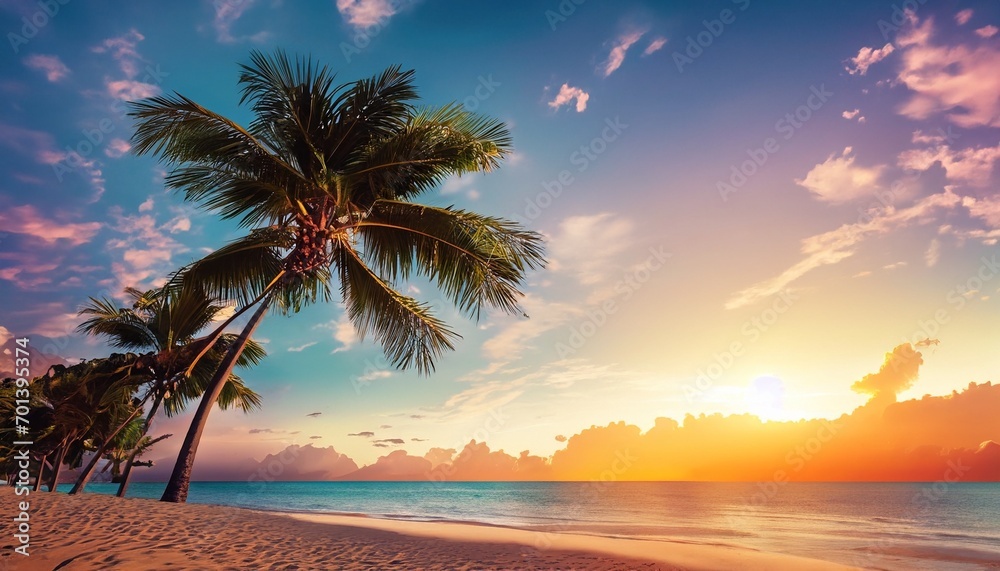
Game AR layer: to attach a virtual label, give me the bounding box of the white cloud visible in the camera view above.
[23,54,69,82]
[898,144,1000,186]
[337,0,399,27]
[166,216,192,233]
[846,43,894,75]
[288,341,318,352]
[107,79,160,101]
[548,83,589,113]
[842,109,860,120]
[882,261,907,270]
[320,313,358,353]
[795,147,886,204]
[961,195,1000,228]
[601,30,645,77]
[643,37,667,56]
[547,213,633,285]
[726,190,962,309]
[925,238,941,267]
[895,14,1000,128]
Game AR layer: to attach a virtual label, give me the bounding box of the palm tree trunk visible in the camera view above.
[48,444,68,492]
[116,391,164,498]
[33,454,48,491]
[160,296,271,503]
[69,406,143,495]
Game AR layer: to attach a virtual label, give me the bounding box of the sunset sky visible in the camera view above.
[1,1,999,472]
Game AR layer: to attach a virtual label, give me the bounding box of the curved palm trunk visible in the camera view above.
[33,454,48,491]
[69,407,143,495]
[161,296,271,503]
[48,443,69,492]
[116,392,164,497]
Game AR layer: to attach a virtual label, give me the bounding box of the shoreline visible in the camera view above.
[3,487,861,570]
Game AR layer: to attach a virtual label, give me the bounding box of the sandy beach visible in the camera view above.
[1,488,861,571]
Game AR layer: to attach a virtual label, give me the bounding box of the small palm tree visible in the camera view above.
[70,285,264,495]
[130,50,545,502]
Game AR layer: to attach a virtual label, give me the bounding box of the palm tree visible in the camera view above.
[129,50,545,502]
[70,285,264,495]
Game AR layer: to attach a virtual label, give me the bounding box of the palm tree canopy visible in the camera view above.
[130,50,545,374]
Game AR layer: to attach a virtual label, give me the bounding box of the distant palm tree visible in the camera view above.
[70,286,264,495]
[130,50,545,502]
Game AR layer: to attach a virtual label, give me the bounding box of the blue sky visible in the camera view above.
[1,0,999,468]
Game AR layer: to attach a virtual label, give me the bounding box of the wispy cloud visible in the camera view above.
[976,25,998,39]
[212,0,269,43]
[895,14,1000,128]
[601,30,645,77]
[954,9,973,26]
[92,29,145,78]
[898,143,1000,186]
[643,36,667,56]
[288,341,318,352]
[725,190,962,309]
[547,83,589,113]
[336,0,400,27]
[23,54,69,82]
[104,138,131,158]
[0,204,101,246]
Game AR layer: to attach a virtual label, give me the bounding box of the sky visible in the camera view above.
[1,0,999,478]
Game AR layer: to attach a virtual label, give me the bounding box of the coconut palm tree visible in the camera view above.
[129,50,545,502]
[69,285,264,495]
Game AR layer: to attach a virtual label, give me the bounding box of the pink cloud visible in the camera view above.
[548,83,589,113]
[23,54,69,82]
[846,42,894,75]
[795,147,886,203]
[337,0,399,27]
[0,205,101,246]
[601,30,645,77]
[895,15,1000,128]
[955,9,973,26]
[976,25,998,39]
[104,138,131,158]
[644,37,667,56]
[92,29,144,78]
[106,79,160,101]
[898,144,1000,186]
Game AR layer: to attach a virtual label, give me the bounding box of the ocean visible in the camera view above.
[61,481,1000,570]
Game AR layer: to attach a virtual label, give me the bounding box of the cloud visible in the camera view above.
[212,0,268,43]
[92,29,145,78]
[955,9,973,25]
[555,435,567,442]
[851,344,923,405]
[882,261,907,270]
[842,109,860,120]
[106,79,160,101]
[976,25,999,38]
[306,412,323,417]
[320,313,358,353]
[601,30,645,77]
[895,14,1000,127]
[138,197,154,212]
[310,435,322,439]
[288,341,318,352]
[898,143,1000,186]
[23,54,69,82]
[336,0,399,27]
[104,138,131,158]
[373,438,405,446]
[726,189,962,309]
[547,213,634,285]
[643,37,667,56]
[961,195,1000,228]
[0,205,101,246]
[548,83,589,113]
[845,42,894,75]
[925,238,941,267]
[0,123,106,201]
[348,431,375,437]
[106,207,189,294]
[794,147,885,204]
[410,438,427,442]
[379,424,392,429]
[248,428,274,434]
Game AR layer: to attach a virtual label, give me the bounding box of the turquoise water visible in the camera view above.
[62,481,1000,570]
